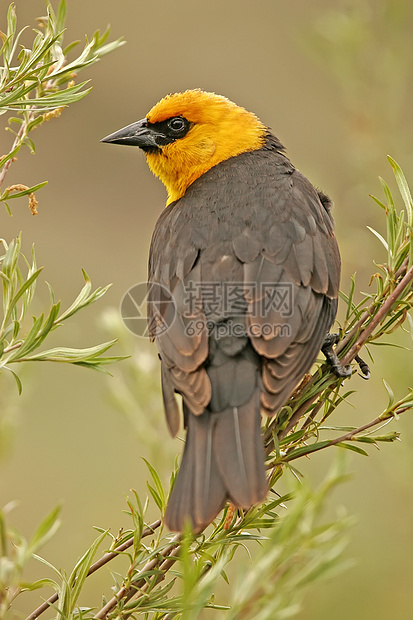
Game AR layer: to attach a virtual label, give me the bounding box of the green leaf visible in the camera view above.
[379,176,394,209]
[56,0,67,32]
[2,268,43,330]
[63,40,80,55]
[26,115,45,132]
[7,314,44,361]
[147,483,163,512]
[369,193,388,211]
[57,270,111,322]
[279,428,306,446]
[20,577,60,592]
[284,440,332,461]
[66,530,108,614]
[7,367,23,394]
[342,273,358,324]
[353,436,377,444]
[382,379,395,409]
[367,226,388,251]
[320,425,358,432]
[143,458,166,511]
[32,340,115,360]
[27,505,61,556]
[1,235,20,279]
[388,155,413,228]
[336,442,369,456]
[33,553,63,578]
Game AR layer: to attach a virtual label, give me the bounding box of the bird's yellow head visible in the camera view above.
[102,89,267,204]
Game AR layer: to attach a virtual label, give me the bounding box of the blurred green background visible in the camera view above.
[1,0,413,618]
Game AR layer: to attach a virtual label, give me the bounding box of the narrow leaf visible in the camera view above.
[388,155,413,227]
[366,226,388,251]
[336,442,369,456]
[28,505,61,556]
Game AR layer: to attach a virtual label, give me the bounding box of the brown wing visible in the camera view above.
[148,205,210,436]
[235,170,340,415]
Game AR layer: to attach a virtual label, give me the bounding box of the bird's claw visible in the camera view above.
[322,333,352,378]
[355,354,371,380]
[322,333,371,380]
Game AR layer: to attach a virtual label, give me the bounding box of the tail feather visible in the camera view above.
[214,390,267,507]
[164,410,227,533]
[164,391,267,533]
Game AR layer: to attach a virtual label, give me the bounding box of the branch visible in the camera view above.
[340,263,413,365]
[25,520,162,620]
[94,534,181,619]
[335,256,410,355]
[284,415,399,463]
[0,109,35,189]
[273,262,413,442]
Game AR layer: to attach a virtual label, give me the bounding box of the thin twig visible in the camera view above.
[274,263,413,442]
[299,400,324,431]
[25,520,162,620]
[0,110,35,189]
[119,545,182,620]
[340,264,413,365]
[94,534,181,619]
[335,256,409,355]
[284,414,397,463]
[277,393,322,441]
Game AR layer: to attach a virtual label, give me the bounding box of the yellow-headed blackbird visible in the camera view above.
[102,90,341,533]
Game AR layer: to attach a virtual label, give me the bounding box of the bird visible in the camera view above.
[102,89,341,533]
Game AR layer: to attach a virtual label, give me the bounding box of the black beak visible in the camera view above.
[101,118,160,148]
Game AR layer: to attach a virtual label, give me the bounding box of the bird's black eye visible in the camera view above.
[148,116,190,148]
[168,117,186,132]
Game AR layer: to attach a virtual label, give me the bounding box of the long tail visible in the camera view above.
[164,389,267,533]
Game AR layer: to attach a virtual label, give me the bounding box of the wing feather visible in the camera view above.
[149,143,340,432]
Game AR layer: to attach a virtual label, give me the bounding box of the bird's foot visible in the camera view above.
[322,333,370,379]
[322,333,352,378]
[354,354,371,380]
